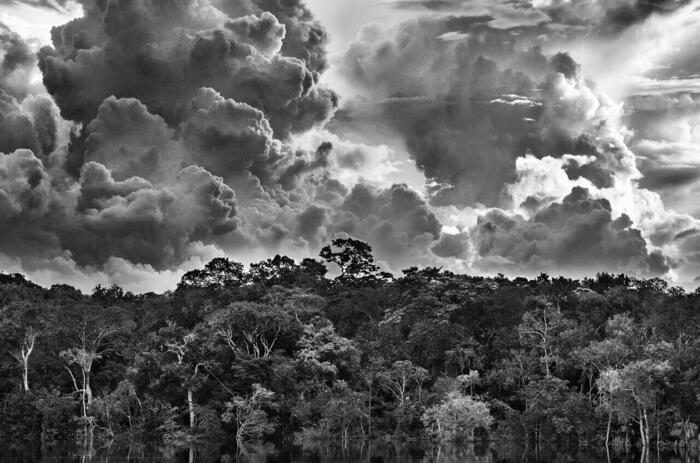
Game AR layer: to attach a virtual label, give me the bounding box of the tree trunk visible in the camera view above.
[188,388,196,430]
[85,375,93,405]
[639,414,647,447]
[22,358,29,392]
[19,332,35,392]
[643,408,650,448]
[367,378,372,440]
[81,369,88,420]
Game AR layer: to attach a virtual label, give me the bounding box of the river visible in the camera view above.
[2,440,698,463]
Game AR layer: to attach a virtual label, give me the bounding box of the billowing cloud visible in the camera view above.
[334,16,637,207]
[334,182,442,268]
[61,161,237,269]
[473,186,669,276]
[0,0,698,291]
[0,21,40,98]
[37,0,336,139]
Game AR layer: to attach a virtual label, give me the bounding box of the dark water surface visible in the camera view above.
[1,441,697,463]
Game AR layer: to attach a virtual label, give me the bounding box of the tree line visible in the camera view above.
[1,238,699,454]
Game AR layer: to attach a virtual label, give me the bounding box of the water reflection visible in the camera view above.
[2,441,700,463]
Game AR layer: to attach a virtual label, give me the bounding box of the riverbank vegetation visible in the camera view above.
[1,238,699,453]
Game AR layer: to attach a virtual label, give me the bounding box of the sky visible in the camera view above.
[0,0,699,292]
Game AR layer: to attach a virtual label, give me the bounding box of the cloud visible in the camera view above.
[37,0,337,141]
[333,182,443,268]
[535,0,692,32]
[472,186,670,276]
[84,96,183,183]
[182,88,281,182]
[0,0,699,290]
[335,17,638,207]
[0,21,41,98]
[0,0,75,12]
[60,162,237,269]
[0,148,52,219]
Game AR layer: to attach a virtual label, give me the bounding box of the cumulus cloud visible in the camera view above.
[331,8,700,283]
[37,0,336,139]
[0,21,41,98]
[333,183,443,269]
[334,17,639,207]
[61,162,237,269]
[0,5,339,286]
[473,186,669,276]
[0,0,698,290]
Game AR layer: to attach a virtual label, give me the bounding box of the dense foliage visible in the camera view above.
[1,239,699,452]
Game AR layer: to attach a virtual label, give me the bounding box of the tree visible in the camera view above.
[160,325,205,431]
[58,304,133,432]
[222,383,276,444]
[319,238,379,280]
[422,392,493,442]
[518,298,569,377]
[598,358,672,448]
[207,302,298,359]
[12,327,37,393]
[381,360,429,407]
[248,255,298,285]
[178,258,245,289]
[0,302,42,393]
[296,318,361,386]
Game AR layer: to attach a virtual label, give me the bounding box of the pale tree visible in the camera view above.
[13,326,37,392]
[207,302,292,359]
[598,358,672,448]
[574,314,634,444]
[422,392,493,442]
[0,303,42,393]
[162,326,204,431]
[457,370,481,395]
[381,360,429,407]
[59,304,131,427]
[381,360,429,434]
[518,298,569,377]
[222,383,276,445]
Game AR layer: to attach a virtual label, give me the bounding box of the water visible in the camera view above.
[1,441,697,463]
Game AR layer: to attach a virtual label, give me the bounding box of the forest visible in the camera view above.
[1,238,699,455]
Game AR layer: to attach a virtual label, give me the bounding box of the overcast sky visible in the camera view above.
[0,0,699,292]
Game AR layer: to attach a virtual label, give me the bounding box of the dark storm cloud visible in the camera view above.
[336,17,627,207]
[296,204,326,245]
[335,18,543,207]
[0,91,62,159]
[639,166,700,191]
[245,0,330,74]
[473,187,670,276]
[431,231,470,259]
[84,96,181,183]
[278,141,331,190]
[182,88,281,181]
[333,183,443,267]
[0,0,348,281]
[37,0,336,142]
[61,162,237,269]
